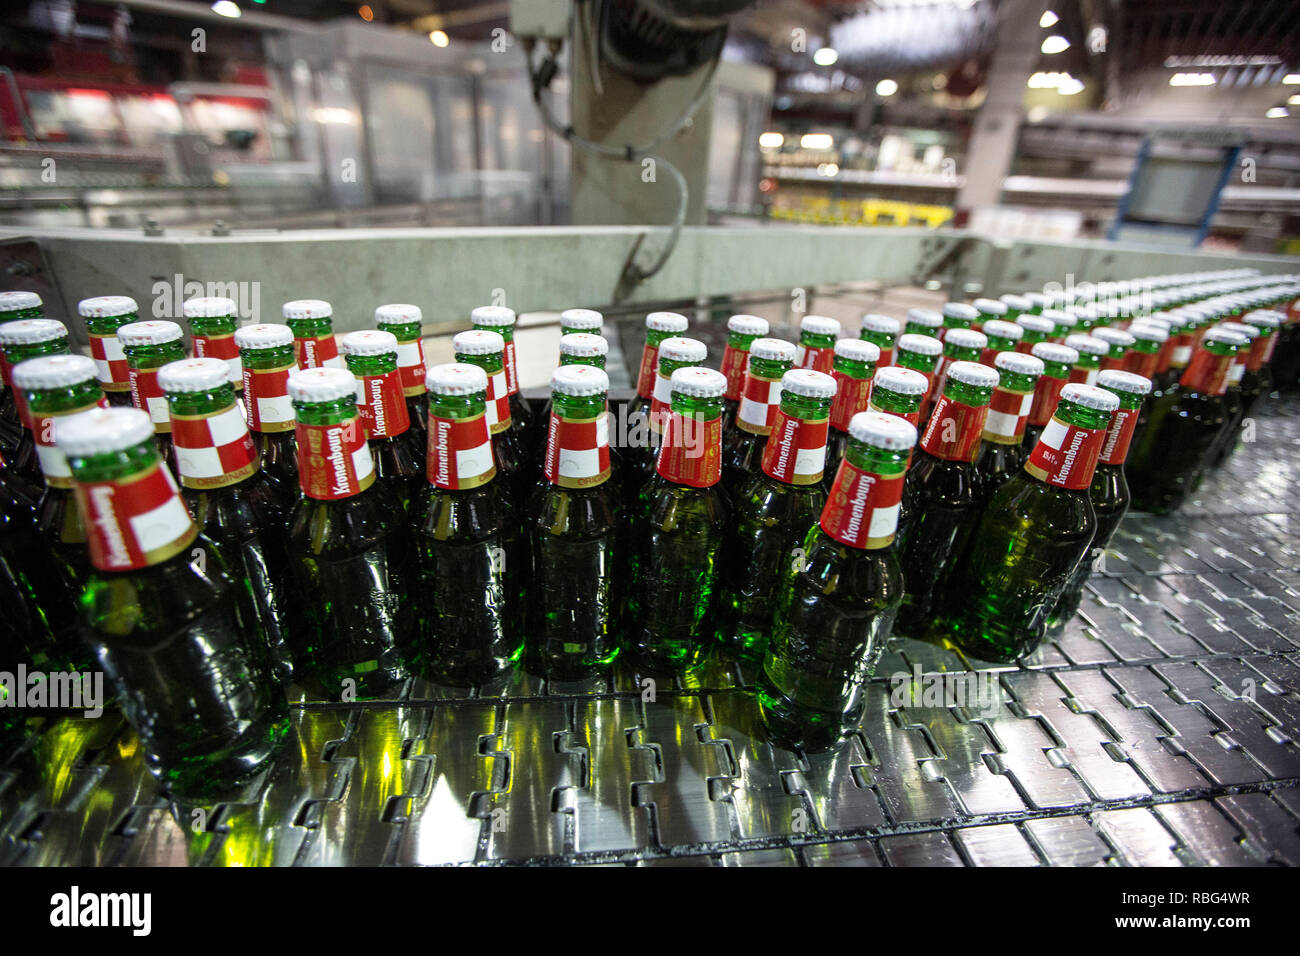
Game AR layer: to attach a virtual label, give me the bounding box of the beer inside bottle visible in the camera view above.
[342,329,423,511]
[895,360,998,638]
[719,367,835,664]
[59,405,288,796]
[414,362,525,685]
[285,366,416,697]
[974,350,1044,503]
[720,314,768,431]
[283,299,345,370]
[529,363,622,679]
[454,328,532,506]
[628,335,707,488]
[942,383,1117,662]
[757,411,915,752]
[235,323,300,509]
[721,337,796,498]
[376,303,429,443]
[160,356,296,685]
[471,304,536,446]
[795,315,840,373]
[825,338,878,480]
[0,291,45,454]
[183,296,243,392]
[860,313,899,367]
[78,294,137,408]
[118,319,186,466]
[1126,328,1246,514]
[626,367,729,674]
[1048,370,1151,634]
[2,318,72,487]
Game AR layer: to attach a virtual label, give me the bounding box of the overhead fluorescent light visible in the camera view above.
[759,132,784,148]
[1041,35,1070,55]
[1039,10,1059,28]
[876,78,899,96]
[813,48,838,66]
[1168,72,1216,86]
[800,133,834,150]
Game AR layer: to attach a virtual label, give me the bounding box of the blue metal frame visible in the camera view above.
[1107,137,1241,248]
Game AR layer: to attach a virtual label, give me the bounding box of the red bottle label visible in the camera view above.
[30,396,110,488]
[736,372,782,435]
[635,343,658,399]
[1099,405,1140,465]
[483,366,512,434]
[129,367,171,432]
[657,412,722,488]
[395,339,428,396]
[1179,349,1230,395]
[0,352,9,387]
[1099,354,1125,371]
[720,345,750,401]
[242,362,296,433]
[1028,373,1067,427]
[797,344,835,373]
[294,334,342,370]
[193,332,242,389]
[830,371,873,432]
[1124,350,1158,380]
[1067,364,1100,386]
[427,411,496,490]
[89,333,130,392]
[74,461,198,571]
[877,346,895,366]
[171,405,260,489]
[1153,337,1175,374]
[502,339,519,396]
[919,395,987,462]
[820,461,904,549]
[982,387,1034,444]
[1024,416,1105,489]
[543,413,611,489]
[355,369,411,439]
[296,418,375,500]
[761,408,829,485]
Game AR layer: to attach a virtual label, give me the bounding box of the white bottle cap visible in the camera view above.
[848,411,917,450]
[727,314,769,336]
[341,329,400,356]
[657,336,707,365]
[56,406,154,457]
[781,368,837,398]
[183,296,238,318]
[287,366,356,403]
[669,366,726,398]
[78,295,137,318]
[453,329,506,355]
[551,364,610,396]
[376,303,423,324]
[235,323,294,349]
[427,362,489,396]
[159,357,234,392]
[282,299,332,320]
[11,354,97,390]
[118,320,183,347]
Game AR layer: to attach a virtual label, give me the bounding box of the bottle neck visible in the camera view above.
[456,351,512,433]
[1023,398,1112,489]
[165,383,260,489]
[379,321,428,396]
[559,353,606,369]
[868,385,922,424]
[346,351,411,439]
[762,391,832,485]
[656,392,723,487]
[294,395,375,500]
[1099,393,1144,465]
[896,349,938,375]
[820,438,909,550]
[736,358,794,435]
[24,379,106,487]
[289,319,340,368]
[427,390,496,490]
[1179,341,1235,395]
[919,379,993,462]
[543,390,611,489]
[829,359,875,433]
[5,337,70,367]
[240,344,297,433]
[720,335,757,400]
[982,371,1038,445]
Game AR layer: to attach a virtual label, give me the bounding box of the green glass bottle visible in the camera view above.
[971,298,1007,332]
[341,329,423,510]
[718,368,836,664]
[1015,314,1055,354]
[77,295,137,408]
[757,411,916,752]
[1023,292,1050,316]
[1238,310,1280,419]
[795,315,840,373]
[453,329,532,506]
[860,313,900,366]
[375,303,429,444]
[183,296,243,393]
[1043,308,1077,343]
[282,298,345,370]
[940,383,1119,662]
[627,311,690,430]
[1022,342,1077,452]
[471,304,536,444]
[160,356,296,684]
[414,363,525,685]
[1125,322,1166,381]
[235,323,300,511]
[999,294,1031,323]
[9,354,104,671]
[895,360,999,638]
[980,319,1023,364]
[720,314,769,431]
[1126,328,1247,514]
[1064,333,1107,385]
[1202,321,1255,469]
[0,290,45,454]
[118,319,187,466]
[629,335,707,487]
[721,337,796,498]
[1095,327,1136,371]
[1047,370,1151,635]
[285,367,417,697]
[894,332,942,423]
[943,301,980,339]
[58,405,288,796]
[1,319,72,487]
[974,351,1044,502]
[825,339,879,480]
[903,308,944,339]
[867,366,927,427]
[626,367,729,674]
[559,307,604,336]
[529,364,623,679]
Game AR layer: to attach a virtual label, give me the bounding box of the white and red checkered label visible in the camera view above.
[981,387,1034,445]
[171,405,260,489]
[483,367,512,434]
[543,412,611,489]
[354,370,411,439]
[73,461,198,571]
[294,334,344,371]
[30,396,110,488]
[129,367,171,432]
[193,332,242,389]
[736,372,782,435]
[89,333,130,392]
[761,407,829,485]
[394,339,428,396]
[427,411,496,490]
[242,362,295,433]
[797,343,835,373]
[820,463,904,549]
[296,418,375,500]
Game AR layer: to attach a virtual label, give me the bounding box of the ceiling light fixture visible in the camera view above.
[1041,35,1070,55]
